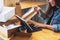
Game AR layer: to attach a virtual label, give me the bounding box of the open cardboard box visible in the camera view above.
[0,25,20,38]
[0,17,21,38]
[0,7,17,38]
[0,7,38,39]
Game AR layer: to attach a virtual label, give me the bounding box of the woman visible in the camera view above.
[34,0,60,32]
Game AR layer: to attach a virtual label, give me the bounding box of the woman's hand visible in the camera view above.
[34,23,53,30]
[32,5,41,11]
[34,24,41,28]
[34,23,47,28]
[33,5,44,15]
[33,5,38,11]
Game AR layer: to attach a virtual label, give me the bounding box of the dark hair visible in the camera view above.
[44,0,60,18]
[55,0,60,7]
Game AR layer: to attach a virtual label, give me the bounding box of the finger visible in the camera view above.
[32,5,38,11]
[34,25,39,28]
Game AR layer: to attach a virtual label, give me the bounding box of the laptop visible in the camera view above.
[15,15,42,33]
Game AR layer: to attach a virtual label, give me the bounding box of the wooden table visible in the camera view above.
[31,29,60,40]
[0,16,60,40]
[10,29,60,40]
[0,19,60,40]
[0,24,60,40]
[20,1,47,9]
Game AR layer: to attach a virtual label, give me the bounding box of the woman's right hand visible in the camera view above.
[32,5,41,11]
[34,23,53,30]
[33,5,43,14]
[32,5,38,11]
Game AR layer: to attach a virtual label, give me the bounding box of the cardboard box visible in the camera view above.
[22,7,37,21]
[0,24,20,38]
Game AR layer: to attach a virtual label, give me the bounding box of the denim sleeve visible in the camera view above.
[52,24,60,32]
[40,12,46,20]
[39,12,49,24]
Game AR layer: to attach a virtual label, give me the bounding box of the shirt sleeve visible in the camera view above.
[39,11,46,20]
[52,24,60,32]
